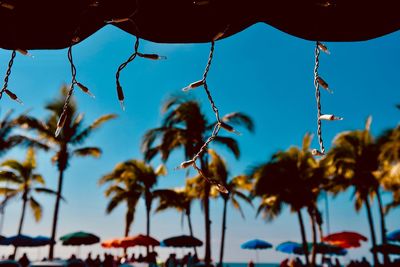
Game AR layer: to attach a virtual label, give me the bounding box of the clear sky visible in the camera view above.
[0,22,399,264]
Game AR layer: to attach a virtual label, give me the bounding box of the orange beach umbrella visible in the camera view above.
[323,231,367,248]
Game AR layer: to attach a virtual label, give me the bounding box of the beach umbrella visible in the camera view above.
[119,234,160,248]
[323,231,367,248]
[32,236,55,246]
[60,231,100,246]
[387,229,400,242]
[0,234,35,247]
[372,244,400,255]
[241,239,273,250]
[161,235,203,248]
[241,239,272,263]
[276,242,303,254]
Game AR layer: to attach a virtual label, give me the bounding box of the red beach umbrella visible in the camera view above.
[101,239,122,249]
[323,231,367,248]
[119,234,160,248]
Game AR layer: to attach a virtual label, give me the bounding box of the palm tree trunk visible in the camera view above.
[186,210,198,257]
[297,210,310,267]
[48,168,65,260]
[376,188,390,265]
[365,196,379,266]
[145,193,151,255]
[14,191,28,257]
[219,198,228,267]
[204,182,211,266]
[308,207,317,267]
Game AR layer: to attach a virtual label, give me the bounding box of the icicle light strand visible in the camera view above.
[0,50,22,104]
[179,41,230,194]
[115,36,140,110]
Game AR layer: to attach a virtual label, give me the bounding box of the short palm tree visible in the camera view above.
[325,117,382,265]
[251,133,323,267]
[0,147,57,255]
[99,159,166,237]
[142,96,253,265]
[15,87,116,259]
[205,150,253,267]
[153,187,198,256]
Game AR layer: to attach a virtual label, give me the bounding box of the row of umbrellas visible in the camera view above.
[240,231,400,257]
[0,232,203,249]
[101,234,203,249]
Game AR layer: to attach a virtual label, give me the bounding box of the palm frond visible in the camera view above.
[71,114,117,144]
[73,147,102,158]
[29,196,42,222]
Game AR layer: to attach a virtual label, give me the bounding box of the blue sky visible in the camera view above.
[0,22,399,264]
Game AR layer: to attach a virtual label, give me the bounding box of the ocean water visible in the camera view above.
[222,263,279,267]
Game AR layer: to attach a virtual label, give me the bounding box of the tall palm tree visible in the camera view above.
[205,150,253,267]
[0,147,57,255]
[251,133,324,267]
[325,117,382,265]
[141,96,254,265]
[15,87,116,259]
[99,159,166,237]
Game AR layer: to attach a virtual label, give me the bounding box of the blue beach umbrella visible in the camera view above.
[0,234,35,247]
[241,239,272,263]
[276,241,302,254]
[32,236,55,246]
[387,230,400,242]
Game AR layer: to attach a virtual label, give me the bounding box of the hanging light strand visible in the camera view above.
[312,41,343,156]
[179,41,229,194]
[115,36,140,110]
[313,42,325,155]
[0,50,22,104]
[55,45,77,137]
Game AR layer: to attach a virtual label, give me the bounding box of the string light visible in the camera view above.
[181,80,205,92]
[56,37,94,136]
[105,18,132,24]
[0,50,23,105]
[319,114,343,121]
[16,49,33,58]
[193,0,210,6]
[178,39,237,194]
[115,36,140,110]
[137,53,167,60]
[312,41,342,156]
[0,1,14,10]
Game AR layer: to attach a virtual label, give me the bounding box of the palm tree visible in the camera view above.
[99,159,166,237]
[0,109,48,234]
[204,150,253,267]
[153,187,198,255]
[251,133,324,267]
[325,117,382,265]
[142,96,254,265]
[15,87,116,259]
[0,147,57,255]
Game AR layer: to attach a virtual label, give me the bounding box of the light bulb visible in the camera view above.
[4,89,23,104]
[138,53,167,60]
[193,0,210,6]
[215,183,229,194]
[116,84,125,111]
[317,76,332,93]
[182,80,204,92]
[213,31,225,41]
[177,160,195,169]
[0,2,14,10]
[317,42,330,54]
[311,149,325,156]
[220,122,241,135]
[76,82,95,98]
[319,114,343,121]
[16,49,33,58]
[55,112,67,137]
[106,18,130,24]
[72,36,80,43]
